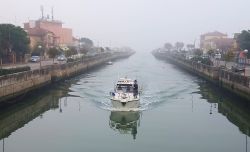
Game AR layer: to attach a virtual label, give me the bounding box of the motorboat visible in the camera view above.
[107,61,113,65]
[110,78,140,109]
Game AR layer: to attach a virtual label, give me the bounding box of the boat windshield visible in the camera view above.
[116,84,133,93]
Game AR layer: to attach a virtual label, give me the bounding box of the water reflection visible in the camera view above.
[199,81,250,137]
[109,111,141,140]
[0,82,71,140]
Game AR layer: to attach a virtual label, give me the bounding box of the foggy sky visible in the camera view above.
[1,0,250,51]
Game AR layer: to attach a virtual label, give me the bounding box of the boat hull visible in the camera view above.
[111,99,140,110]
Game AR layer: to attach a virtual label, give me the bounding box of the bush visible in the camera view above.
[67,58,76,63]
[0,66,31,76]
[191,56,213,66]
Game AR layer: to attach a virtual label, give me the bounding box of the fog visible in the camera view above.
[1,0,250,51]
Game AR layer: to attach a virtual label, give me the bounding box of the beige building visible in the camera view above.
[200,31,237,53]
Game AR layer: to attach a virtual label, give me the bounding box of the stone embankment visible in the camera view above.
[0,52,134,103]
[153,51,250,100]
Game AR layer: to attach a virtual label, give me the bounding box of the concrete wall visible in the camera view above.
[0,69,51,103]
[219,70,250,100]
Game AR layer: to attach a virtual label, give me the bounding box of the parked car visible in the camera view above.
[186,54,194,60]
[214,53,221,59]
[202,54,209,59]
[29,56,40,62]
[57,55,67,61]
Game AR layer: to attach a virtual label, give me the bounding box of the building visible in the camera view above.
[26,27,58,49]
[200,31,227,52]
[24,18,73,50]
[200,31,238,53]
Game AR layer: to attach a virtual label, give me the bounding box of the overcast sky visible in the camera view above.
[1,0,250,51]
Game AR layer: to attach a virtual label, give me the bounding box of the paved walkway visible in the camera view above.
[212,59,250,76]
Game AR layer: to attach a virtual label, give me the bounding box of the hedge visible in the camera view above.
[0,66,31,76]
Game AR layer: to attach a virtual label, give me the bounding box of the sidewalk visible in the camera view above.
[212,59,250,76]
[1,59,66,70]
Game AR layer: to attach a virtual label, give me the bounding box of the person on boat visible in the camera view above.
[133,80,138,98]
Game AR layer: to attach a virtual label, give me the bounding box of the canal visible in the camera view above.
[0,52,250,152]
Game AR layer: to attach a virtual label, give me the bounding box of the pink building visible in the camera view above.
[24,18,73,48]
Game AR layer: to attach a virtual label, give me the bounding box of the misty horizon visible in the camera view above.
[1,0,250,51]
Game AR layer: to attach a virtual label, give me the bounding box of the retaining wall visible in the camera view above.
[153,52,250,100]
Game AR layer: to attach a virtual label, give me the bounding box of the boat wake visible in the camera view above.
[66,59,198,112]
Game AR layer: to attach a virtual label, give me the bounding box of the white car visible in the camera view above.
[30,56,40,62]
[57,55,67,61]
[214,53,221,59]
[186,55,194,60]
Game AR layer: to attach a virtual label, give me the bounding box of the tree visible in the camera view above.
[100,47,105,52]
[193,49,203,56]
[224,50,235,67]
[164,43,173,51]
[237,30,250,58]
[186,44,195,51]
[207,50,214,57]
[80,37,94,47]
[105,47,111,51]
[79,46,90,54]
[64,46,78,57]
[47,47,60,62]
[32,43,45,56]
[0,24,30,62]
[175,42,184,51]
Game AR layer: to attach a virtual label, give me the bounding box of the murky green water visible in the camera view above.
[0,52,250,152]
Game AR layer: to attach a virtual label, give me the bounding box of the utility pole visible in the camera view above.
[3,138,4,152]
[51,6,54,21]
[40,5,44,19]
[38,45,42,70]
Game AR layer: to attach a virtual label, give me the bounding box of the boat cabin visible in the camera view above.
[116,78,137,93]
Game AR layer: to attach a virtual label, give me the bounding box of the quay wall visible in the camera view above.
[0,52,133,103]
[153,52,250,100]
[0,69,51,103]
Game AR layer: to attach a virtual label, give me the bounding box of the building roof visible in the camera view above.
[202,31,227,37]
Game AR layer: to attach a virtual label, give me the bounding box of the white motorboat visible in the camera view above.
[107,61,113,65]
[110,78,140,109]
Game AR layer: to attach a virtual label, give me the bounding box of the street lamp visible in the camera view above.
[244,49,248,76]
[38,45,42,69]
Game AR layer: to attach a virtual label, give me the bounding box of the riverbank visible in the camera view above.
[0,52,134,103]
[152,51,250,101]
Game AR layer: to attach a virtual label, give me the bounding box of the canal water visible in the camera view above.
[0,52,250,152]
